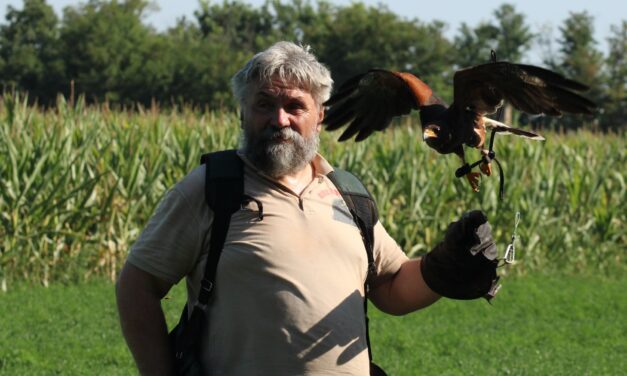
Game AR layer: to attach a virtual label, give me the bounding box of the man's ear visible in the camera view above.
[316,106,325,132]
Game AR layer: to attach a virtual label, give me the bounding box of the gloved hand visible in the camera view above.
[420,210,500,300]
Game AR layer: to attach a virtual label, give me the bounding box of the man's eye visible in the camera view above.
[286,103,305,112]
[256,100,273,109]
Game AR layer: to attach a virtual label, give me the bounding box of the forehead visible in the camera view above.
[252,79,314,102]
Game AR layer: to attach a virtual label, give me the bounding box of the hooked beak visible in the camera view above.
[423,128,438,141]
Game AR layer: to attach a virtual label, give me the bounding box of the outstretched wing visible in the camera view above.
[453,62,596,116]
[324,69,427,142]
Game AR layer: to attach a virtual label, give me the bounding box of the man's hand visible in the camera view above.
[420,210,499,300]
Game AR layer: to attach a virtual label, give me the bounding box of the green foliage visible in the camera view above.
[453,3,535,124]
[0,97,624,289]
[192,0,455,105]
[492,4,535,62]
[454,3,534,67]
[602,21,627,131]
[558,11,603,75]
[0,94,240,287]
[0,0,623,130]
[310,2,454,97]
[0,0,65,104]
[58,0,157,104]
[155,21,248,108]
[196,0,274,50]
[553,12,604,129]
[0,275,625,374]
[454,23,500,68]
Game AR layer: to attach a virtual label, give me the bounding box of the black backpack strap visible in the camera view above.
[327,169,378,281]
[197,149,244,306]
[326,168,379,365]
[170,149,245,369]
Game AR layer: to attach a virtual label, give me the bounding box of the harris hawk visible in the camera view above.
[323,58,596,194]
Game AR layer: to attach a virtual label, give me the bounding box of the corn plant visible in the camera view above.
[0,95,624,290]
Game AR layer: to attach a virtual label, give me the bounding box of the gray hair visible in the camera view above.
[231,41,333,107]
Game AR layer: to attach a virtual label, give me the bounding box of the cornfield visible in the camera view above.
[1,94,625,290]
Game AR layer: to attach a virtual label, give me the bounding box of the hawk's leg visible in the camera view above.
[479,149,492,176]
[455,148,481,192]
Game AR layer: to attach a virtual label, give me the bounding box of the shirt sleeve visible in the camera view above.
[369,221,409,288]
[127,187,210,284]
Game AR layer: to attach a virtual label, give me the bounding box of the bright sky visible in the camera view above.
[1,0,624,62]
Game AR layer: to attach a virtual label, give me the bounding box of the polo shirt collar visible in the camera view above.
[237,149,334,179]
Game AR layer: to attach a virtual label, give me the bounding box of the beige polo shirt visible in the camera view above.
[129,151,409,375]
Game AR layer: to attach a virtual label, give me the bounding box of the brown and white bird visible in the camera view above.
[323,60,596,193]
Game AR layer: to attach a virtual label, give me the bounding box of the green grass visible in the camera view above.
[371,275,627,375]
[1,275,625,375]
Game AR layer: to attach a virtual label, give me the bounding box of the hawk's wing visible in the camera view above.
[324,70,427,142]
[453,62,596,116]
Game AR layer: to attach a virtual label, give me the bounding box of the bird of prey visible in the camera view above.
[323,59,596,193]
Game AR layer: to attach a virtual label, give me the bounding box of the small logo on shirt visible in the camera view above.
[318,188,341,199]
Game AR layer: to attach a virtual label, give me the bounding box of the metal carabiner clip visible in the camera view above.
[503,212,520,264]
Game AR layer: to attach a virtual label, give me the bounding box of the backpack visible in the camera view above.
[170,149,386,375]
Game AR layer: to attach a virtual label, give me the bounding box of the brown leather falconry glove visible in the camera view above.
[420,210,500,300]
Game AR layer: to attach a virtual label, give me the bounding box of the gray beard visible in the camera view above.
[240,126,320,178]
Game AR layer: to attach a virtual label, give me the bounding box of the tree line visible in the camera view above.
[0,0,624,130]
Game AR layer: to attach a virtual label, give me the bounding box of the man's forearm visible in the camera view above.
[369,258,441,315]
[116,263,175,375]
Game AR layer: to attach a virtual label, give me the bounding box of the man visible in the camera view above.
[116,41,497,375]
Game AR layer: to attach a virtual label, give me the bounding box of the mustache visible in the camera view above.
[259,127,302,142]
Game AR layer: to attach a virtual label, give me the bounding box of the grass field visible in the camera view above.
[0,275,625,375]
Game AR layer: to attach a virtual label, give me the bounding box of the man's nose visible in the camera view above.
[271,107,291,127]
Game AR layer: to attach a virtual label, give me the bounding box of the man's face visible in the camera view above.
[240,79,325,178]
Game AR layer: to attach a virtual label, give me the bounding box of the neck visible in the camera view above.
[276,162,315,195]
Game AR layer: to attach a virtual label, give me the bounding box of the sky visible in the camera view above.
[1,0,624,62]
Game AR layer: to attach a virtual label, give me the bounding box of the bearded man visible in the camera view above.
[116,41,498,376]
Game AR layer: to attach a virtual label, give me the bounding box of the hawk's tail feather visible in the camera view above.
[482,117,545,141]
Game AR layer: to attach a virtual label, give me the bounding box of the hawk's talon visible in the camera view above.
[466,172,481,192]
[480,161,492,176]
[479,149,493,176]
